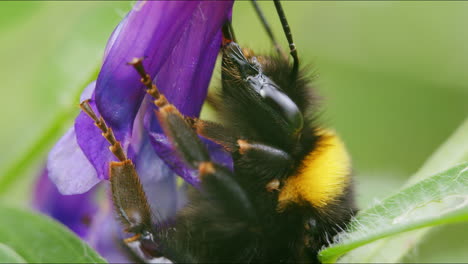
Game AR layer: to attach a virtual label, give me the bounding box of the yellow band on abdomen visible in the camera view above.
[278,130,351,210]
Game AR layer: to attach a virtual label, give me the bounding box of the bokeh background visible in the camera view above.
[0,1,467,262]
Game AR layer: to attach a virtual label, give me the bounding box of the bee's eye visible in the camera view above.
[223,42,303,138]
[242,63,259,78]
[245,73,304,137]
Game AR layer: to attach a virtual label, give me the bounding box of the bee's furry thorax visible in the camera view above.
[157,48,357,263]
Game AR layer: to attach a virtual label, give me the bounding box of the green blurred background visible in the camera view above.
[0,1,467,262]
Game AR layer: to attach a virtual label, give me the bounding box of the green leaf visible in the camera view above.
[0,66,99,195]
[407,117,468,186]
[319,117,468,263]
[0,1,130,204]
[319,162,468,263]
[0,243,26,263]
[0,205,106,263]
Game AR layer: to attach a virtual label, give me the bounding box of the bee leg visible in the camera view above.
[190,114,292,192]
[80,101,163,261]
[198,162,256,221]
[159,105,257,220]
[191,117,292,174]
[129,58,256,221]
[236,140,292,191]
[156,104,211,168]
[128,58,221,168]
[236,139,291,163]
[189,118,240,152]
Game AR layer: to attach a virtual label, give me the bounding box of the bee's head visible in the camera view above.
[221,42,303,139]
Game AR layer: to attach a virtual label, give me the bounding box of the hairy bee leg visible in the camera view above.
[199,163,256,221]
[80,101,162,260]
[190,118,240,152]
[236,140,292,188]
[80,100,152,232]
[80,101,127,162]
[109,160,152,233]
[157,105,210,167]
[217,139,292,193]
[129,58,256,220]
[193,118,292,160]
[129,58,213,167]
[190,118,294,163]
[190,117,293,192]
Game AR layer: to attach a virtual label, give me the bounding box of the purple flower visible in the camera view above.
[34,1,233,261]
[48,1,233,195]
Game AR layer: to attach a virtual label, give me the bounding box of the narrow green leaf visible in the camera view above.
[407,117,468,186]
[0,66,99,195]
[0,243,26,263]
[0,205,106,263]
[318,117,468,263]
[319,163,468,263]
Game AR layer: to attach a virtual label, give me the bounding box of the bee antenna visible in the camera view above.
[251,0,286,59]
[273,0,299,76]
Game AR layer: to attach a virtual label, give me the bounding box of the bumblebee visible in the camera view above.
[79,1,356,263]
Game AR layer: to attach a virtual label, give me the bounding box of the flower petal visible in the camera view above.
[204,138,234,171]
[75,98,118,180]
[47,127,100,194]
[33,168,99,237]
[95,1,201,143]
[80,80,96,102]
[148,132,233,186]
[132,132,185,220]
[140,2,234,185]
[75,2,233,184]
[95,0,233,137]
[148,132,199,185]
[35,171,131,262]
[145,1,233,133]
[85,200,131,263]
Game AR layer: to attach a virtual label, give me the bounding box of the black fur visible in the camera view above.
[142,46,357,263]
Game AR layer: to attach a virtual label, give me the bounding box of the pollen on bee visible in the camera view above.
[237,139,251,154]
[266,179,280,192]
[199,162,215,176]
[124,234,141,244]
